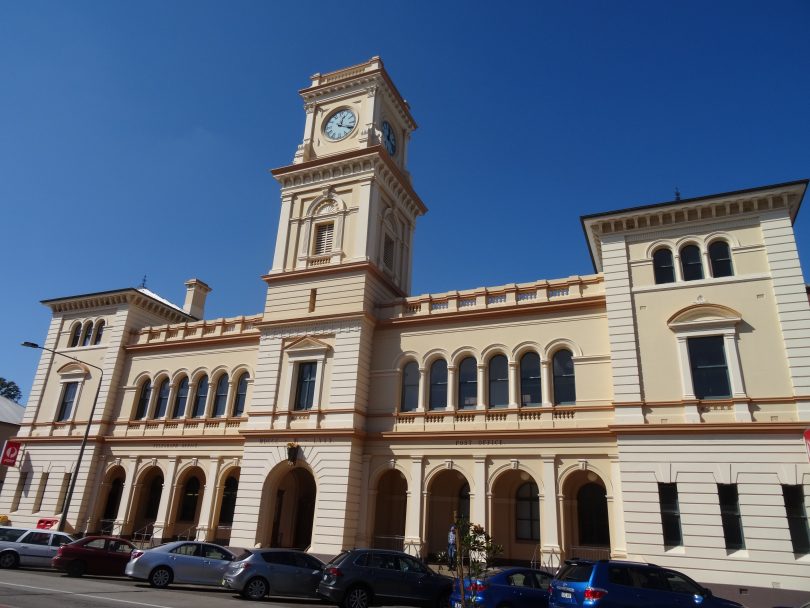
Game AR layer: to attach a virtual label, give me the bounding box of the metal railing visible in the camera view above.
[132,522,162,548]
[567,545,611,561]
[373,535,405,551]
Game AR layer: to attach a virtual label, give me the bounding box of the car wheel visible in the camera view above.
[343,585,371,608]
[67,561,86,577]
[148,566,173,588]
[240,577,269,601]
[0,552,19,569]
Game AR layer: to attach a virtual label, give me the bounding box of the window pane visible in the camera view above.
[213,374,229,417]
[401,361,419,412]
[680,245,704,281]
[520,352,541,406]
[782,485,810,554]
[488,355,509,407]
[709,241,733,278]
[173,377,189,418]
[93,320,105,345]
[516,482,539,541]
[718,484,745,550]
[553,350,576,405]
[658,483,683,547]
[688,336,730,399]
[233,373,249,417]
[429,359,447,410]
[81,322,93,346]
[653,249,675,284]
[154,379,170,418]
[458,357,478,409]
[295,362,317,410]
[135,381,152,420]
[192,376,209,418]
[315,223,334,255]
[58,382,78,421]
[70,324,82,347]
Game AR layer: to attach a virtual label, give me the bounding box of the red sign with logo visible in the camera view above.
[36,518,58,529]
[0,441,20,467]
[804,429,810,464]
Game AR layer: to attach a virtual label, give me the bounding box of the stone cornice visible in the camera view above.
[42,289,193,324]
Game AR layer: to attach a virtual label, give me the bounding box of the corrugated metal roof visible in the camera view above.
[0,396,24,425]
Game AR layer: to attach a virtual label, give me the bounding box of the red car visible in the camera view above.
[52,535,136,577]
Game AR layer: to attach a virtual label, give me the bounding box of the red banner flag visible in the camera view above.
[1,441,21,467]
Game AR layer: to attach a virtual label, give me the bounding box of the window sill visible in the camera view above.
[724,548,749,558]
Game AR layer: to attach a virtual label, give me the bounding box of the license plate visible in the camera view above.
[561,592,572,599]
[454,602,462,608]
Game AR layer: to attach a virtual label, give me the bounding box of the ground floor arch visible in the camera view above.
[96,465,126,534]
[257,465,317,550]
[561,470,611,561]
[372,468,407,549]
[167,465,206,539]
[213,467,240,544]
[490,468,540,562]
[130,466,163,536]
[425,469,470,555]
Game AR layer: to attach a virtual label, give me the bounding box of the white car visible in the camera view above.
[125,540,235,588]
[0,527,75,568]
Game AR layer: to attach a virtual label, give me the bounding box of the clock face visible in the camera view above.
[324,109,357,141]
[382,121,397,156]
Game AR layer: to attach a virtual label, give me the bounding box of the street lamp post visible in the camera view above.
[21,341,104,533]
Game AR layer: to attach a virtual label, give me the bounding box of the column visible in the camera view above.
[541,361,552,407]
[417,368,427,412]
[404,457,424,555]
[607,458,628,558]
[540,457,561,569]
[471,456,487,525]
[153,458,179,543]
[196,459,222,540]
[355,455,372,546]
[476,364,485,409]
[114,460,139,536]
[446,366,457,411]
[508,361,519,407]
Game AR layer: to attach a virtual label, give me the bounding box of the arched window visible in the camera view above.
[520,352,542,406]
[172,376,189,418]
[680,244,703,281]
[218,476,239,525]
[488,355,509,407]
[92,320,105,345]
[709,241,733,278]
[134,380,152,420]
[80,321,94,346]
[653,248,675,284]
[516,482,540,541]
[212,374,229,417]
[179,477,200,521]
[429,359,448,410]
[552,349,576,405]
[191,375,209,418]
[458,357,477,409]
[232,372,249,417]
[154,378,170,419]
[69,323,82,348]
[400,361,419,412]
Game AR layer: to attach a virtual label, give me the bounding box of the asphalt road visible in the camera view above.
[0,567,330,608]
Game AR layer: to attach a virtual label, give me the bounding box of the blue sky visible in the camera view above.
[2,1,809,402]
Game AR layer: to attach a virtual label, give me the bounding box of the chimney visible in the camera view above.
[183,278,211,319]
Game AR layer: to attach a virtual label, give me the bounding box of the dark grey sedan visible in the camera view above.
[222,548,325,600]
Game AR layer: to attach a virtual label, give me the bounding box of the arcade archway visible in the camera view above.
[426,470,470,555]
[372,469,407,549]
[258,466,317,549]
[561,470,610,560]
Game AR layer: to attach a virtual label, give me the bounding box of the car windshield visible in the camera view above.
[324,550,350,566]
[556,563,593,582]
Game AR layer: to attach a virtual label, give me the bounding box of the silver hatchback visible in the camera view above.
[222,548,324,600]
[125,540,235,588]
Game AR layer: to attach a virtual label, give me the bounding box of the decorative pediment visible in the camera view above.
[667,304,741,330]
[56,362,90,377]
[285,336,331,356]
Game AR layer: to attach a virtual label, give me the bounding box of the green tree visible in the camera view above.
[0,378,22,403]
[452,518,503,608]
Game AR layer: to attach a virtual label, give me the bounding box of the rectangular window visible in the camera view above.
[718,484,745,551]
[687,336,731,399]
[782,485,810,555]
[57,382,79,421]
[658,483,683,547]
[32,472,49,513]
[294,362,317,411]
[56,473,71,514]
[314,223,334,255]
[11,472,28,512]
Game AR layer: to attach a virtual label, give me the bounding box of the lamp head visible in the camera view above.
[21,342,40,349]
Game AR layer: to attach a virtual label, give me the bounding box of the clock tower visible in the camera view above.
[232,59,426,554]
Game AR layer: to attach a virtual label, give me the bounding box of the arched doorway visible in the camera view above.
[214,470,240,544]
[372,469,407,550]
[259,467,317,550]
[131,467,164,536]
[169,466,206,539]
[491,469,539,563]
[561,471,611,560]
[97,466,125,535]
[426,470,470,555]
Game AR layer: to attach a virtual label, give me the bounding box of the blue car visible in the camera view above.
[449,567,554,608]
[548,559,743,608]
